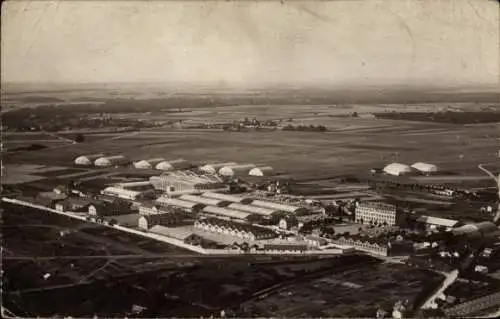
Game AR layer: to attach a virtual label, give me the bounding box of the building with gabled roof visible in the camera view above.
[138,213,182,230]
[383,163,413,176]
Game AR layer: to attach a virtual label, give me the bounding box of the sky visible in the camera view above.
[1,0,499,88]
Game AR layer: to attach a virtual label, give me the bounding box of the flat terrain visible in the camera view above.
[3,104,499,179]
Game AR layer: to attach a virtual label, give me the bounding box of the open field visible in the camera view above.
[3,106,499,181]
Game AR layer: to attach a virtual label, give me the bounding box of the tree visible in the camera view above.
[75,133,85,143]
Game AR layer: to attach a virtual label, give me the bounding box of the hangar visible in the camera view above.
[155,159,192,171]
[133,158,166,169]
[383,163,413,176]
[249,166,274,176]
[94,155,129,167]
[74,154,105,166]
[199,162,237,174]
[218,164,256,177]
[411,162,438,174]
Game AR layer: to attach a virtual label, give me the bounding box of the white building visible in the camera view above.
[94,155,129,167]
[218,164,257,177]
[251,200,307,214]
[155,159,192,171]
[199,162,237,175]
[249,166,274,176]
[411,162,438,174]
[101,187,155,201]
[355,202,399,226]
[416,215,460,231]
[383,163,413,176]
[74,154,105,166]
[133,158,166,169]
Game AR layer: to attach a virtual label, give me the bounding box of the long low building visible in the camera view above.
[155,196,205,212]
[227,203,276,216]
[195,217,277,241]
[202,192,253,204]
[101,187,155,201]
[178,194,229,207]
[251,199,307,214]
[201,206,251,221]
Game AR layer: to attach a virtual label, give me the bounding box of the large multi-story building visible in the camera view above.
[355,202,399,226]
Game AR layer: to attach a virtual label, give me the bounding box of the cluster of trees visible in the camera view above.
[282,124,328,132]
[374,111,500,125]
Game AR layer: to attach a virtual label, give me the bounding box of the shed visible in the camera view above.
[251,199,307,214]
[179,194,228,207]
[383,163,413,176]
[199,162,237,175]
[155,159,192,171]
[133,158,166,169]
[94,155,129,167]
[416,215,460,228]
[249,166,274,176]
[227,203,276,216]
[201,206,251,220]
[411,162,438,174]
[202,191,253,204]
[74,154,105,166]
[218,164,257,177]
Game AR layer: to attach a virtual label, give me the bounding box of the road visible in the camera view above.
[420,269,459,310]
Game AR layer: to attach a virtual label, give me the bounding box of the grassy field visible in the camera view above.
[4,119,498,177]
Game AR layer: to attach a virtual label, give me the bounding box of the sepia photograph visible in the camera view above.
[1,0,499,317]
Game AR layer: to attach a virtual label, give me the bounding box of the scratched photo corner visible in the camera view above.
[1,0,499,318]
